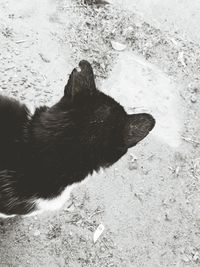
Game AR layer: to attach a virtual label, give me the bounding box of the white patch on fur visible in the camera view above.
[33,175,91,215]
[0,213,16,218]
[0,176,91,218]
[36,184,77,212]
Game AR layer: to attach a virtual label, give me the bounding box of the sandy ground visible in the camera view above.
[0,0,200,266]
[110,0,200,43]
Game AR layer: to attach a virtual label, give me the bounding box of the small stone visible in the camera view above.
[124,26,134,35]
[128,161,138,170]
[193,252,199,262]
[182,255,190,263]
[100,246,106,252]
[33,230,40,236]
[100,62,106,70]
[164,214,171,221]
[191,95,197,103]
[128,154,138,170]
[111,40,127,51]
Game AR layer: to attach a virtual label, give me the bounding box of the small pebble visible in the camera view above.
[128,154,138,170]
[33,230,40,237]
[190,95,197,103]
[193,252,199,262]
[182,255,190,263]
[111,40,127,51]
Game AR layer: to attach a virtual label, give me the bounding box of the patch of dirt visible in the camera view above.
[0,0,200,266]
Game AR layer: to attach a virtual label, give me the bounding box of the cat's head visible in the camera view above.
[63,60,155,168]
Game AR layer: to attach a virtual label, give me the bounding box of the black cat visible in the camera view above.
[0,60,155,217]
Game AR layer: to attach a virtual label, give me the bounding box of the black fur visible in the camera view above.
[0,60,155,216]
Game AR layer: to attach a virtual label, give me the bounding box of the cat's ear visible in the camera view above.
[123,113,155,148]
[64,69,73,98]
[64,60,96,100]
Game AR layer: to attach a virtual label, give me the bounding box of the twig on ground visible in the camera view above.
[89,209,104,219]
[39,53,50,63]
[5,66,15,71]
[182,136,200,145]
[15,40,26,44]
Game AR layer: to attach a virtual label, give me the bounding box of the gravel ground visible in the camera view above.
[0,0,200,266]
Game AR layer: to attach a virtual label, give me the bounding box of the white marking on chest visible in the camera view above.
[0,213,16,218]
[0,176,91,218]
[35,175,91,213]
[36,184,77,212]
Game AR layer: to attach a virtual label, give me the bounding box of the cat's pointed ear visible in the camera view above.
[64,60,96,100]
[124,113,155,148]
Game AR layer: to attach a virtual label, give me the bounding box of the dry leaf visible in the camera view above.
[93,223,105,243]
